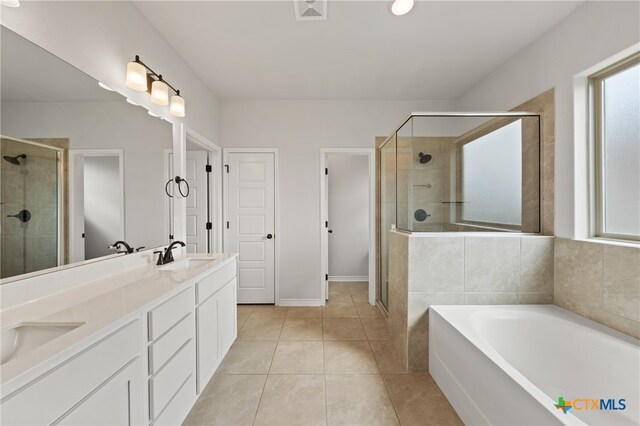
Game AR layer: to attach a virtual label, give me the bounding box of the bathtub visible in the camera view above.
[429,305,639,426]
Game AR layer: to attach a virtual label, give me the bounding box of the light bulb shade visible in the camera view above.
[0,0,20,7]
[170,95,186,117]
[391,0,414,16]
[126,61,148,91]
[151,80,169,105]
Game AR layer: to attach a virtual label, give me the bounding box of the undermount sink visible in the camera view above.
[1,322,85,365]
[159,257,216,272]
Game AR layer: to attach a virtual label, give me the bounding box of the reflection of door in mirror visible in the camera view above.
[0,136,67,279]
[69,150,124,262]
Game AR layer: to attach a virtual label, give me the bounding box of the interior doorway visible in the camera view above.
[169,127,222,253]
[320,148,375,305]
[69,149,124,262]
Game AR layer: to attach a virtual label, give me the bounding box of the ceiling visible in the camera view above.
[1,26,121,103]
[135,1,582,100]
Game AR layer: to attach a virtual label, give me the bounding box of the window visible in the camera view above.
[591,53,640,241]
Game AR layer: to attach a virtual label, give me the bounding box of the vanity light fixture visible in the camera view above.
[0,0,20,7]
[391,0,414,16]
[125,55,186,117]
[98,82,115,91]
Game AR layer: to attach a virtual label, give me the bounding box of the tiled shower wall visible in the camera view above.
[555,238,640,339]
[388,230,555,372]
[1,138,60,278]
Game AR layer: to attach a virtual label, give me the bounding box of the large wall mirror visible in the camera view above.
[0,26,173,281]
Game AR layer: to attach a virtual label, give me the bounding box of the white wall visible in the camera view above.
[458,1,640,239]
[220,99,457,302]
[2,101,172,250]
[0,1,220,142]
[327,154,369,279]
[84,156,121,260]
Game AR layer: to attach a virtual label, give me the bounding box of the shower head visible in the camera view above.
[418,152,432,164]
[2,154,26,165]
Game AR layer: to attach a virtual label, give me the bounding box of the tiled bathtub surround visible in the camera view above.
[554,238,640,339]
[388,230,554,372]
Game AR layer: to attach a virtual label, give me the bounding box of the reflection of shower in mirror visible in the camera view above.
[418,152,432,164]
[2,153,26,165]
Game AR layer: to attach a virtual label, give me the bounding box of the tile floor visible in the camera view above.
[184,282,462,426]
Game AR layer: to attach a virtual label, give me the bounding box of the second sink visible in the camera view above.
[1,322,85,365]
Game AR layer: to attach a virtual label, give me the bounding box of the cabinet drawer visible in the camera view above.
[149,313,194,375]
[196,261,236,304]
[151,374,196,426]
[1,321,140,426]
[148,287,194,341]
[149,339,195,420]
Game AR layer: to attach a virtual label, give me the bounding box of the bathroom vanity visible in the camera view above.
[0,253,238,426]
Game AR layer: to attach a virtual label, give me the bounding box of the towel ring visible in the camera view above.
[165,179,174,198]
[175,176,190,197]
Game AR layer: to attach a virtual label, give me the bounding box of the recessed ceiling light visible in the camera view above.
[0,0,20,8]
[98,82,115,92]
[391,0,414,16]
[126,98,139,106]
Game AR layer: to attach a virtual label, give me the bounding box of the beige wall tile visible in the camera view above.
[464,292,519,305]
[388,231,409,371]
[554,238,604,312]
[408,236,464,292]
[520,236,554,294]
[604,245,640,323]
[519,292,554,304]
[465,236,520,292]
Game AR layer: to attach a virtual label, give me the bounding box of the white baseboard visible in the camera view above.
[328,276,368,282]
[277,299,324,307]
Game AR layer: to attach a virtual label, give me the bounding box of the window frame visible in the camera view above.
[589,52,640,242]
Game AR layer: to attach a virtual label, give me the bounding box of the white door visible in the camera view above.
[69,152,85,263]
[185,151,209,253]
[226,152,275,304]
[323,165,330,300]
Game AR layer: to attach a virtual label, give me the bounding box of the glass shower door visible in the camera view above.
[1,137,62,279]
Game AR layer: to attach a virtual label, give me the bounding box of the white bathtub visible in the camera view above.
[429,305,639,426]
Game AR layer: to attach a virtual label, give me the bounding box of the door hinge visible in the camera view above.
[325,274,328,281]
[226,221,230,229]
[325,168,328,175]
[169,234,174,240]
[225,164,229,173]
[325,221,328,228]
[205,164,212,173]
[81,232,85,238]
[206,222,212,230]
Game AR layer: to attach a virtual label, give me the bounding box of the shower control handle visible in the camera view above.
[266,234,273,239]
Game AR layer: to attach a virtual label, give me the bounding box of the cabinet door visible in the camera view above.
[56,357,143,426]
[196,293,219,387]
[217,278,237,354]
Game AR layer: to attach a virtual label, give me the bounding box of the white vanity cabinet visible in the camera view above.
[195,261,237,392]
[146,287,196,425]
[0,320,143,426]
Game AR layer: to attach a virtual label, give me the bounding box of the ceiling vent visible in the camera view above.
[294,0,327,21]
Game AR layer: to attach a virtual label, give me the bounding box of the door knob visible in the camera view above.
[267,234,273,239]
[328,230,333,233]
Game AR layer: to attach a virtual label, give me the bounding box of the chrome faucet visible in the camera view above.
[109,240,134,254]
[161,241,186,264]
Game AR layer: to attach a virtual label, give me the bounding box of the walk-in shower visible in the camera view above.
[1,136,64,279]
[377,113,541,310]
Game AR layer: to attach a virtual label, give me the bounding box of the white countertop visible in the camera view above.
[0,253,237,390]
